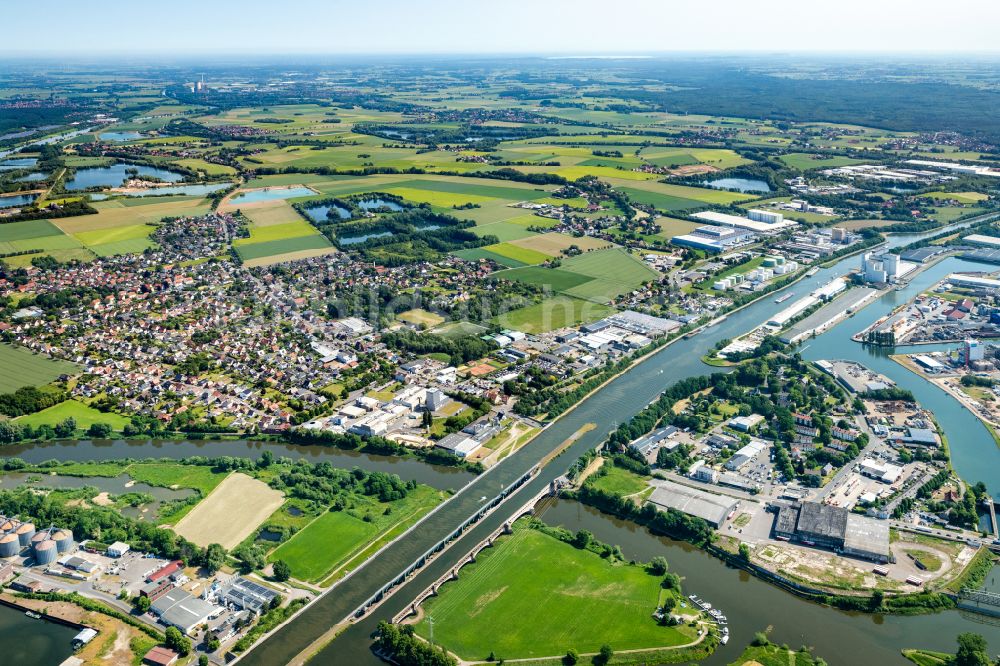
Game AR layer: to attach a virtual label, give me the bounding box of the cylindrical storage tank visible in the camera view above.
[33,540,57,566]
[30,530,49,546]
[0,520,15,534]
[15,523,35,548]
[0,534,19,558]
[52,530,73,554]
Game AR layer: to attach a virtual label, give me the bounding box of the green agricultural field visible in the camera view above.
[74,223,156,256]
[16,399,130,430]
[0,344,78,393]
[233,219,319,245]
[494,297,615,333]
[383,186,495,208]
[496,265,596,292]
[779,153,865,170]
[558,247,659,302]
[234,234,334,262]
[0,219,85,255]
[413,522,693,659]
[469,220,538,242]
[612,178,755,205]
[268,486,441,583]
[452,247,527,267]
[172,158,237,176]
[656,217,702,239]
[917,191,989,204]
[481,242,552,265]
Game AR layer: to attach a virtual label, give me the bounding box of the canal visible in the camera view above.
[0,603,78,666]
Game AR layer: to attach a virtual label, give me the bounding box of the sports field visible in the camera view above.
[267,485,441,583]
[15,399,129,430]
[413,523,694,659]
[174,473,285,549]
[0,343,77,393]
[396,308,445,328]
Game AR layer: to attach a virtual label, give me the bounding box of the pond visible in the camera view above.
[0,471,196,522]
[701,177,773,193]
[230,186,316,204]
[121,182,232,197]
[339,231,392,245]
[15,172,47,183]
[0,193,39,208]
[64,163,184,191]
[0,603,77,666]
[357,198,403,211]
[99,131,144,142]
[0,157,38,171]
[302,203,352,223]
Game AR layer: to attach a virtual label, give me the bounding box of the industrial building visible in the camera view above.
[217,576,278,614]
[628,426,680,463]
[964,234,1000,248]
[692,210,798,234]
[646,479,738,527]
[435,416,503,458]
[946,274,1000,291]
[724,439,768,471]
[151,587,222,636]
[672,224,755,253]
[772,501,892,563]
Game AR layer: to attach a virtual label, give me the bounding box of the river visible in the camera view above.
[3,438,475,492]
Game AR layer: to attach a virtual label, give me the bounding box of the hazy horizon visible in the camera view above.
[4,0,999,56]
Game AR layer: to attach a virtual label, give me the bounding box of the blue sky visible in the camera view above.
[5,0,999,55]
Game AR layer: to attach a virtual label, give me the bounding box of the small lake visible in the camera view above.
[15,172,47,183]
[357,198,403,212]
[230,186,316,204]
[64,163,184,191]
[701,177,773,193]
[0,471,196,522]
[0,193,39,208]
[339,231,392,245]
[0,157,38,171]
[379,130,412,140]
[100,131,144,142]
[302,203,352,223]
[122,182,232,197]
[0,603,77,666]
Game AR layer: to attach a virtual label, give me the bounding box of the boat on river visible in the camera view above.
[775,293,794,303]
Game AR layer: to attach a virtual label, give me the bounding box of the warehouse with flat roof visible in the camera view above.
[772,501,892,563]
[646,479,738,527]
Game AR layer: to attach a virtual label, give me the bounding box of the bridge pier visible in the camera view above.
[990,501,999,540]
